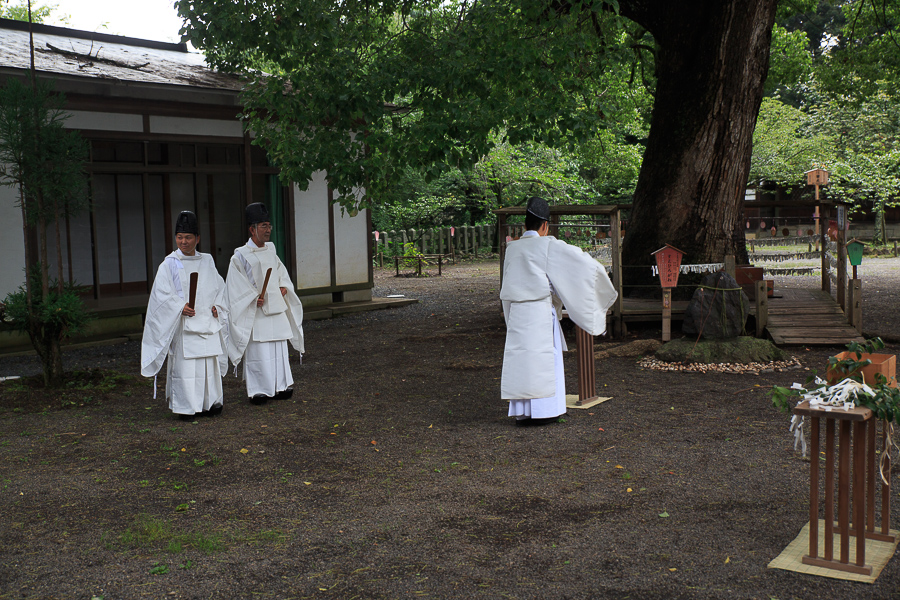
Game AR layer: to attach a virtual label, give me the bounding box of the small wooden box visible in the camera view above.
[826,352,897,388]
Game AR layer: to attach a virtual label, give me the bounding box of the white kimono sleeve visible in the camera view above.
[275,257,305,354]
[140,262,184,377]
[225,255,261,366]
[546,239,618,336]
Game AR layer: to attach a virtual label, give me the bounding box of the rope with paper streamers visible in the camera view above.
[649,263,724,277]
[749,252,822,262]
[749,235,818,247]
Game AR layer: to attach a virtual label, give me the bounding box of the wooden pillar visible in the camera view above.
[837,218,847,311]
[724,254,736,279]
[610,210,624,338]
[821,205,830,293]
[755,279,768,338]
[849,279,862,332]
[809,416,820,559]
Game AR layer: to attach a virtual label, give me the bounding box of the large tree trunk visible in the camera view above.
[619,0,777,294]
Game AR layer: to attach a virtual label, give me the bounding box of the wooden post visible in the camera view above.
[821,206,830,293]
[849,279,862,332]
[610,210,624,338]
[754,279,768,338]
[724,254,736,279]
[809,416,820,559]
[837,218,847,312]
[661,288,672,342]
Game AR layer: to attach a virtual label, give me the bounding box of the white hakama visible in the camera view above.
[167,328,224,415]
[243,338,293,397]
[507,307,566,419]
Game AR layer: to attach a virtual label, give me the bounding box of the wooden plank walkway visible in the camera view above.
[765,288,864,346]
[619,288,863,347]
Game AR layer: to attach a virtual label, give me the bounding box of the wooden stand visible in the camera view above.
[575,326,598,405]
[792,401,895,576]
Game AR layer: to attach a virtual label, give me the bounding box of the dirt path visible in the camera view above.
[1,259,898,599]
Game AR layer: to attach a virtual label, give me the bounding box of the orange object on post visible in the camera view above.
[651,244,686,289]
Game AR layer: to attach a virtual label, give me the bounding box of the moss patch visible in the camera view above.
[655,336,786,364]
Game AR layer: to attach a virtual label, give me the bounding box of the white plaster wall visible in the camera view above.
[294,173,332,290]
[0,178,26,298]
[333,194,369,286]
[150,116,244,138]
[64,110,143,132]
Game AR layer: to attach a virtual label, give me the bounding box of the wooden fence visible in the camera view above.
[372,225,496,258]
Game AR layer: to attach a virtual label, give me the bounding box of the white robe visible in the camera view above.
[500,232,618,415]
[226,240,304,396]
[140,250,228,415]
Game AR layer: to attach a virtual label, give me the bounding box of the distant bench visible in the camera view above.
[393,253,454,276]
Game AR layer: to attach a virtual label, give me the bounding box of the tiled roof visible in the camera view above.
[0,18,242,91]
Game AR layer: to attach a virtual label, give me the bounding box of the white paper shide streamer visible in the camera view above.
[786,377,876,458]
[650,263,724,277]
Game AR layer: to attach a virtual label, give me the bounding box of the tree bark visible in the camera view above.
[619,0,777,294]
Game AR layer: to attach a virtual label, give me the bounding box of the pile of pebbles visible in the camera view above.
[637,356,804,375]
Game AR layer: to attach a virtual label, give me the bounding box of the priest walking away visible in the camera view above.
[500,197,618,426]
[226,202,304,405]
[140,211,229,420]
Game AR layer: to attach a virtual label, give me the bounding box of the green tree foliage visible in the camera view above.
[176,0,630,211]
[817,0,900,101]
[0,76,91,387]
[749,96,834,185]
[0,1,66,23]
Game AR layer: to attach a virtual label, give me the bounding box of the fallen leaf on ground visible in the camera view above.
[239,448,249,454]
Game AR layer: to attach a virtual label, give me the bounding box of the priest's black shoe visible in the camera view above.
[273,388,293,400]
[249,394,269,405]
[206,403,223,416]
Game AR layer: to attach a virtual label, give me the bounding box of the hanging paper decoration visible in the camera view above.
[451,227,455,237]
[650,262,724,276]
[505,235,512,243]
[760,221,766,230]
[374,231,380,241]
[746,221,750,229]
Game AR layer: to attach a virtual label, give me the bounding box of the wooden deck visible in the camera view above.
[765,288,864,346]
[619,287,864,347]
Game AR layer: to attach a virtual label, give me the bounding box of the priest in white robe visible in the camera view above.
[226,202,304,405]
[500,197,618,425]
[141,211,229,420]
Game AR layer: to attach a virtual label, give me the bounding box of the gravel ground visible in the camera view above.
[1,257,899,599]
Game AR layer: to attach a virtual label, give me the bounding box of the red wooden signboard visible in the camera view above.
[651,244,685,289]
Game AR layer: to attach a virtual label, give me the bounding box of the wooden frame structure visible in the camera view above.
[792,401,895,576]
